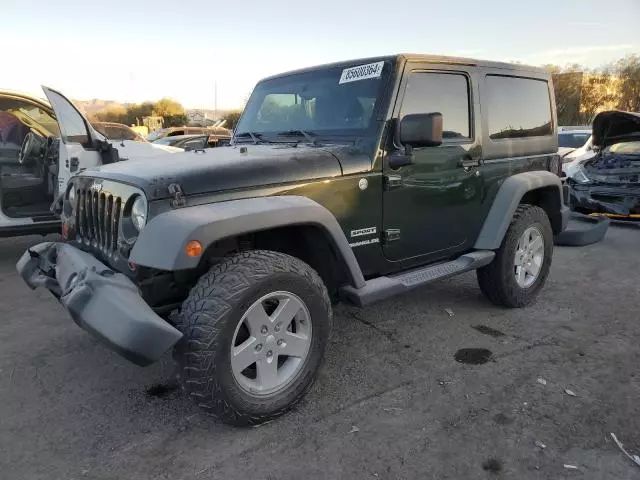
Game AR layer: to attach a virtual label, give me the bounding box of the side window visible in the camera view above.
[486,76,552,139]
[45,90,90,146]
[400,72,471,140]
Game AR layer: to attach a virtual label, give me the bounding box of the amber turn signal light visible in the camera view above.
[185,240,203,257]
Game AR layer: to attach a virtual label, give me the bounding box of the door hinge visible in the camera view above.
[383,229,401,243]
[69,157,79,173]
[383,175,403,190]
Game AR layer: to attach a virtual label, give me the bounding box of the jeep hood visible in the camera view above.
[108,139,184,158]
[82,144,343,200]
[592,111,640,148]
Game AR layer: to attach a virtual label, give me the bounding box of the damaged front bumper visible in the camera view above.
[570,183,640,219]
[17,242,183,366]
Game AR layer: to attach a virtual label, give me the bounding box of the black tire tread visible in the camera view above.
[477,204,553,308]
[176,250,331,426]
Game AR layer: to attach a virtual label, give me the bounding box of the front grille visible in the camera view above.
[75,187,122,254]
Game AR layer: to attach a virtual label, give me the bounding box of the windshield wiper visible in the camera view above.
[234,131,272,144]
[276,130,319,145]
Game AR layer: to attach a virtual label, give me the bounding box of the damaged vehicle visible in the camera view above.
[92,122,147,142]
[146,125,232,144]
[568,111,640,220]
[558,128,591,158]
[558,128,594,178]
[18,55,568,425]
[0,88,183,237]
[152,133,231,150]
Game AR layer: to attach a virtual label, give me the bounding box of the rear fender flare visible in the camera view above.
[474,171,564,250]
[129,196,366,289]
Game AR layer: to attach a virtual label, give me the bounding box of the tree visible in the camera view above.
[580,72,617,123]
[611,55,640,112]
[153,98,185,117]
[548,62,622,125]
[151,98,187,127]
[551,70,585,125]
[163,114,188,127]
[223,110,243,130]
[89,104,127,123]
[123,102,155,126]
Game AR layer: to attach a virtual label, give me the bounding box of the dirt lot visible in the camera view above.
[1,225,639,480]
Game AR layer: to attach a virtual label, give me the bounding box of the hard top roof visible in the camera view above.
[260,54,545,82]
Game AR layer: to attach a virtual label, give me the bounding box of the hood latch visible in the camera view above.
[168,183,186,208]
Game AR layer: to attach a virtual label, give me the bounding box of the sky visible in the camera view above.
[3,0,639,110]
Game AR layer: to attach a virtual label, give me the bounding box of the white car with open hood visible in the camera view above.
[0,87,183,237]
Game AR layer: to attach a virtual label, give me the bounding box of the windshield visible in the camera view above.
[19,105,60,136]
[558,132,591,148]
[235,60,391,141]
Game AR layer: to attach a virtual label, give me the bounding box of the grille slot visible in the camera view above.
[75,185,122,254]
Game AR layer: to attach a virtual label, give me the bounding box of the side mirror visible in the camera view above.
[399,113,443,148]
[96,140,120,164]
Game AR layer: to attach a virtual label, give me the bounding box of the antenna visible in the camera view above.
[125,71,133,107]
[214,80,218,123]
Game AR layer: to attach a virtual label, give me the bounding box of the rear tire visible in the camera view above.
[175,250,332,426]
[477,204,553,308]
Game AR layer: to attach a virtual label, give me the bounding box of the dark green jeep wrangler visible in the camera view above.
[18,54,569,425]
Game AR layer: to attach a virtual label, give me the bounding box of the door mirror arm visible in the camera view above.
[388,144,414,169]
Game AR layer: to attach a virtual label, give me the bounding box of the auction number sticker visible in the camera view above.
[339,61,384,84]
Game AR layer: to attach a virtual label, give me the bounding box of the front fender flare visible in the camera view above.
[474,171,566,250]
[129,196,366,289]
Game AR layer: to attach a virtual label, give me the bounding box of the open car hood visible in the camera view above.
[592,111,640,148]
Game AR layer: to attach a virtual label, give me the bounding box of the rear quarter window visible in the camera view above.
[486,75,552,140]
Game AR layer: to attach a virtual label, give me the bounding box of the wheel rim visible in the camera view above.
[230,291,312,396]
[514,226,544,288]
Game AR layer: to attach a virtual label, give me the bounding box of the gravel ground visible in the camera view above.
[1,224,639,480]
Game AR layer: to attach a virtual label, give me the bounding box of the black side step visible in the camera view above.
[340,251,495,307]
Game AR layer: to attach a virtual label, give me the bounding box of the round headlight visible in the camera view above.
[131,196,148,231]
[67,187,76,206]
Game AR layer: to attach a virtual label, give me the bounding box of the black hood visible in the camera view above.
[81,144,344,200]
[592,111,640,148]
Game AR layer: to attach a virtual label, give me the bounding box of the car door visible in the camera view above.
[382,65,484,262]
[42,87,102,197]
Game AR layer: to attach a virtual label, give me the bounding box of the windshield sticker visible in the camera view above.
[339,61,384,84]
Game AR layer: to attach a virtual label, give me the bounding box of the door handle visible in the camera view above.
[458,156,482,169]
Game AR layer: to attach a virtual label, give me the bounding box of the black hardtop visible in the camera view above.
[259,54,546,82]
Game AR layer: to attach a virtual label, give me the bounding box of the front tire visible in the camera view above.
[477,204,553,308]
[176,250,332,426]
